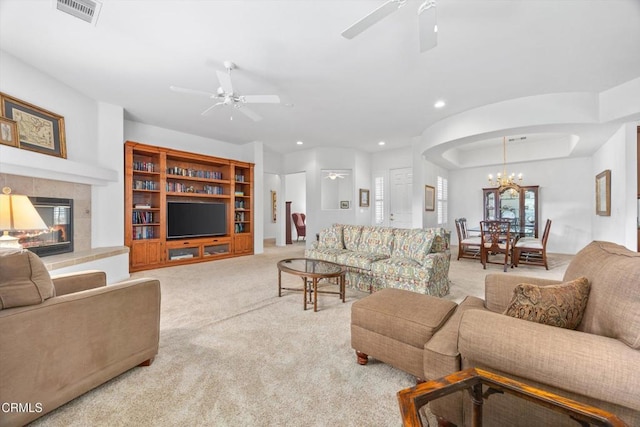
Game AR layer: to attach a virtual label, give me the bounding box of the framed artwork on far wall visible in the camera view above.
[340,200,350,209]
[425,185,435,211]
[0,117,19,148]
[595,169,611,216]
[271,190,277,222]
[0,92,67,158]
[359,188,370,207]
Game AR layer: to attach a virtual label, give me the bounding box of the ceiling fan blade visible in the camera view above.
[418,0,437,52]
[216,70,234,94]
[242,95,281,104]
[341,0,401,39]
[200,102,223,116]
[170,85,216,97]
[236,106,263,122]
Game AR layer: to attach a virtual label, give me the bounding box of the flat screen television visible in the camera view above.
[167,201,227,239]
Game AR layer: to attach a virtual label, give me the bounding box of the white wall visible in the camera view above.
[592,123,638,250]
[418,156,449,229]
[263,173,280,239]
[448,156,593,254]
[354,150,372,225]
[93,102,125,247]
[0,50,120,245]
[282,146,374,247]
[124,120,253,163]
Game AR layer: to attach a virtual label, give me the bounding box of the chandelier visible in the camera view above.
[487,137,523,189]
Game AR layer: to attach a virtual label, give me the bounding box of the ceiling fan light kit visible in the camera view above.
[341,0,437,53]
[170,60,281,122]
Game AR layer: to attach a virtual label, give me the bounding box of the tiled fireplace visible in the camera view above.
[0,173,91,253]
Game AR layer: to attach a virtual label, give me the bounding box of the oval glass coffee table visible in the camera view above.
[277,258,346,312]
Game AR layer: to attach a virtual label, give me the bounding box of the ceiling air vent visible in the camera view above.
[56,0,102,25]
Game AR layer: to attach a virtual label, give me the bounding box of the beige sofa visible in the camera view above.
[306,224,451,297]
[0,249,161,427]
[353,241,640,426]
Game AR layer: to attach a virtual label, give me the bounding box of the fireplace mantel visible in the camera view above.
[0,146,118,186]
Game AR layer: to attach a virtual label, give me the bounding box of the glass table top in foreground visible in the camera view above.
[278,258,344,275]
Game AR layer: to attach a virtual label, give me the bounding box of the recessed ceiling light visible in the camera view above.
[296,141,304,145]
[378,141,385,146]
[434,100,446,108]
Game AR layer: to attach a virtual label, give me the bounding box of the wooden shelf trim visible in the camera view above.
[125,140,254,272]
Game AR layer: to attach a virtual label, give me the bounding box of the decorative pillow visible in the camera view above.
[342,225,362,251]
[357,226,394,257]
[392,229,434,265]
[318,225,344,250]
[0,249,55,310]
[429,228,450,253]
[503,277,590,329]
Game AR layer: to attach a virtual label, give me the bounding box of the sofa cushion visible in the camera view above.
[357,226,394,257]
[342,225,363,251]
[392,229,434,265]
[562,241,640,348]
[318,224,344,250]
[305,248,349,263]
[371,257,432,282]
[336,251,388,271]
[503,277,590,330]
[0,249,55,310]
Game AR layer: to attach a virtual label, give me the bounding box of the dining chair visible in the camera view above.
[454,218,481,260]
[480,220,512,272]
[513,219,552,269]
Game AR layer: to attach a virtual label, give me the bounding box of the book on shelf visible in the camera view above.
[135,204,151,209]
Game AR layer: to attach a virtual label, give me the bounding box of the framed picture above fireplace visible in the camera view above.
[0,92,67,158]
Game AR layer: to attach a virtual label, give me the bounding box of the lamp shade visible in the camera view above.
[0,188,48,231]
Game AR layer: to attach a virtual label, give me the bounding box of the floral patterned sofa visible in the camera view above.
[305,224,451,297]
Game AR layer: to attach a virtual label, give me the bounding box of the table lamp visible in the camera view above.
[0,187,48,249]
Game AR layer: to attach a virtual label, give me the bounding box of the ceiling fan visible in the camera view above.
[341,0,437,53]
[169,61,280,122]
[324,172,349,180]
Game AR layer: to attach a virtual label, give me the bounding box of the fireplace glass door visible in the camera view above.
[21,197,74,257]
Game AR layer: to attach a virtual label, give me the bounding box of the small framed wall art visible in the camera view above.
[271,190,277,222]
[0,92,67,158]
[359,188,370,207]
[595,169,611,216]
[0,117,18,147]
[425,185,435,211]
[340,200,350,209]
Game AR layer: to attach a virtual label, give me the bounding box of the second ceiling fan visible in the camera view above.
[341,0,438,53]
[170,61,280,122]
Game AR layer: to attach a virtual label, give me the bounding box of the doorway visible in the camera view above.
[389,167,413,229]
[285,172,306,242]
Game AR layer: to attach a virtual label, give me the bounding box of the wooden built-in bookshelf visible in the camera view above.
[124,141,254,272]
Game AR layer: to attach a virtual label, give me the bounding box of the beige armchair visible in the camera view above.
[0,249,161,427]
[424,241,640,426]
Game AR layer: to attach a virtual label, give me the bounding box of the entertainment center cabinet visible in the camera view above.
[124,141,254,272]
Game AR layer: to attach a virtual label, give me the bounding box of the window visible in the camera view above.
[374,176,384,225]
[437,176,448,226]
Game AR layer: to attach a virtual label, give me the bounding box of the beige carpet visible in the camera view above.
[31,242,572,426]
